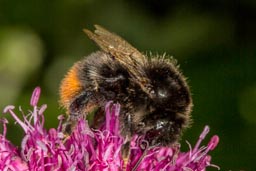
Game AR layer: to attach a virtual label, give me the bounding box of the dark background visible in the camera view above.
[0,0,255,170]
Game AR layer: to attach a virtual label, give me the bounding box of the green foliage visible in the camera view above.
[0,0,255,170]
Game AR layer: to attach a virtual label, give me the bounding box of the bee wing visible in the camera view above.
[83,25,155,97]
[83,25,145,65]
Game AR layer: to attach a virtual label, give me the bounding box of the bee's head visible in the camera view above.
[131,57,193,145]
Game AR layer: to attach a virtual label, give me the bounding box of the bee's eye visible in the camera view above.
[157,89,167,98]
[156,120,166,129]
[105,74,125,83]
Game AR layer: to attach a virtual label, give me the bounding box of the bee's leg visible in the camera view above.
[122,140,130,157]
[121,137,131,170]
[121,112,133,169]
[69,91,92,120]
[90,107,104,128]
[122,140,130,163]
[62,116,73,135]
[62,91,92,134]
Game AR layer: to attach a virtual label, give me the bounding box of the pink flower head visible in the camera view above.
[0,87,220,170]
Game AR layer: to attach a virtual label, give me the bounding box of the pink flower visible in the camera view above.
[0,87,220,170]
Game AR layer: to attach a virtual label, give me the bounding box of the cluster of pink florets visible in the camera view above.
[0,87,219,170]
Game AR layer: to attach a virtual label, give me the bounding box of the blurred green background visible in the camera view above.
[0,0,255,170]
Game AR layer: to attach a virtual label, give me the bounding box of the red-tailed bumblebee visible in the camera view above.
[59,25,193,146]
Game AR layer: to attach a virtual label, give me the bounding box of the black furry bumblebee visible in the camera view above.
[59,25,193,146]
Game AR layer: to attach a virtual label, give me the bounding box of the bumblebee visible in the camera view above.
[59,25,193,146]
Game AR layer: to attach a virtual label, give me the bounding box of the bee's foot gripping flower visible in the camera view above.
[0,87,220,171]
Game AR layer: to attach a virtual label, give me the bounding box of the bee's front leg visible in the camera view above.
[62,91,92,134]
